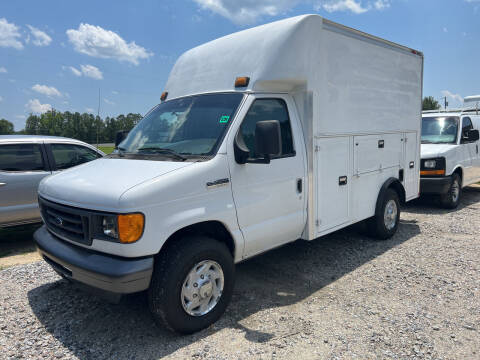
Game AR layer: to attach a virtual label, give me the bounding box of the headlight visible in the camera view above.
[100,213,144,243]
[424,160,436,168]
[102,216,118,238]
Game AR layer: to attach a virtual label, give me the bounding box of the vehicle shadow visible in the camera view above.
[28,220,420,359]
[404,185,480,215]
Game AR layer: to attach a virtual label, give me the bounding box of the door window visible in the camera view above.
[51,144,99,170]
[0,144,45,171]
[462,117,474,140]
[238,98,295,159]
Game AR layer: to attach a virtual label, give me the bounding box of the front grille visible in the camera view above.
[39,198,91,245]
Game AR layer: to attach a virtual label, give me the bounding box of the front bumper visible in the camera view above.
[34,226,153,294]
[420,175,452,195]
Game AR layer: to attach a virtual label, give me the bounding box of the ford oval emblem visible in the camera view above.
[54,216,63,226]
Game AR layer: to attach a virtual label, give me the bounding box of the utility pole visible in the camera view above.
[444,96,448,110]
[96,88,100,148]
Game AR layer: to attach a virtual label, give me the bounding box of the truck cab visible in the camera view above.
[420,108,480,208]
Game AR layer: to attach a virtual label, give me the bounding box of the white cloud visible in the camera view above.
[319,0,368,14]
[66,23,153,65]
[112,90,119,95]
[32,84,62,97]
[193,0,300,24]
[85,107,95,113]
[104,98,115,105]
[441,90,463,108]
[373,0,390,9]
[80,64,103,79]
[66,66,82,76]
[25,99,52,113]
[0,67,7,73]
[0,96,3,102]
[64,64,103,79]
[0,18,23,49]
[27,25,52,46]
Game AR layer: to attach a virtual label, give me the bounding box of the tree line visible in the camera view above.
[0,111,143,143]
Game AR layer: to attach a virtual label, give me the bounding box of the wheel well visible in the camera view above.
[160,221,235,258]
[388,180,406,204]
[453,167,463,185]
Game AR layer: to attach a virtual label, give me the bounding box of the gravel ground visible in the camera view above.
[1,187,479,360]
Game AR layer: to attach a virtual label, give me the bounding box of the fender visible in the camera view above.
[374,177,405,216]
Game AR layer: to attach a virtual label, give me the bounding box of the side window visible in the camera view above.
[238,99,295,159]
[51,144,99,170]
[0,143,45,172]
[462,117,473,137]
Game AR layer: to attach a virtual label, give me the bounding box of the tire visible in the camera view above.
[440,173,461,209]
[148,236,235,334]
[367,188,400,240]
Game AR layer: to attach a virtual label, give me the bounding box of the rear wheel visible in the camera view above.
[148,236,235,334]
[367,188,400,240]
[440,173,461,209]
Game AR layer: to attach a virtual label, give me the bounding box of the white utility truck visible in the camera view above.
[420,96,480,208]
[35,15,423,333]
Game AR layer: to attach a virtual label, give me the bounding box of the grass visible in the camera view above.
[98,146,115,154]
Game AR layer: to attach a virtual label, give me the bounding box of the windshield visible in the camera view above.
[117,93,244,159]
[421,116,459,144]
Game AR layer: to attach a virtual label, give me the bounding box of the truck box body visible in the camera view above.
[166,14,423,240]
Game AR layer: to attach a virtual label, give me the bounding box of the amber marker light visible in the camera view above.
[118,213,145,244]
[160,91,168,101]
[234,76,250,87]
[420,169,445,176]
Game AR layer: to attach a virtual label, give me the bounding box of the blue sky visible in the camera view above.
[1,0,479,131]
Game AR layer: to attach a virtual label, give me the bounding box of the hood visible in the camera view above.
[39,158,193,210]
[421,143,456,159]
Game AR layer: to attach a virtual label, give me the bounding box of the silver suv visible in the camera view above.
[0,135,105,228]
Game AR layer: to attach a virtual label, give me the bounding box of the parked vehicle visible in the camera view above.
[420,103,480,208]
[0,136,104,228]
[34,15,423,333]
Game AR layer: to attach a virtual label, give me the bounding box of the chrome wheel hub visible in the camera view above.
[384,199,398,230]
[181,260,224,316]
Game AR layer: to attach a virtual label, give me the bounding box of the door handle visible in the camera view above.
[409,161,415,169]
[339,176,348,186]
[0,183,6,187]
[476,144,478,154]
[296,178,302,193]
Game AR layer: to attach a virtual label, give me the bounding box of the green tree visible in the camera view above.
[0,119,14,134]
[422,96,441,111]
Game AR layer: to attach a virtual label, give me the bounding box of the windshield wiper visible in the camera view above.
[137,147,187,161]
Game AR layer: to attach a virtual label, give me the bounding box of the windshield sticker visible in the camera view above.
[219,115,230,123]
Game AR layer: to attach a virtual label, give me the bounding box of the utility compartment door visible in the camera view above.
[315,137,350,234]
[404,131,419,200]
[354,133,403,175]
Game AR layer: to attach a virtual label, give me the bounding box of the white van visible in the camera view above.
[420,101,480,208]
[34,15,423,333]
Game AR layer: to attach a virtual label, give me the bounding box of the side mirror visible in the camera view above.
[467,129,480,142]
[115,130,129,148]
[254,120,282,163]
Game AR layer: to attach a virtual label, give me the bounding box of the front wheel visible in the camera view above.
[148,236,235,334]
[367,188,400,240]
[440,173,461,209]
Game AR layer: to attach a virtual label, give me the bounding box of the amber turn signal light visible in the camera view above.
[118,213,144,243]
[234,77,250,87]
[160,91,168,101]
[420,169,445,176]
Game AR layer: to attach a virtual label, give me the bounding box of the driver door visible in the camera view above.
[227,94,306,259]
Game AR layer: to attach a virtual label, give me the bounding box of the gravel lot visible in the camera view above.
[1,186,479,359]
